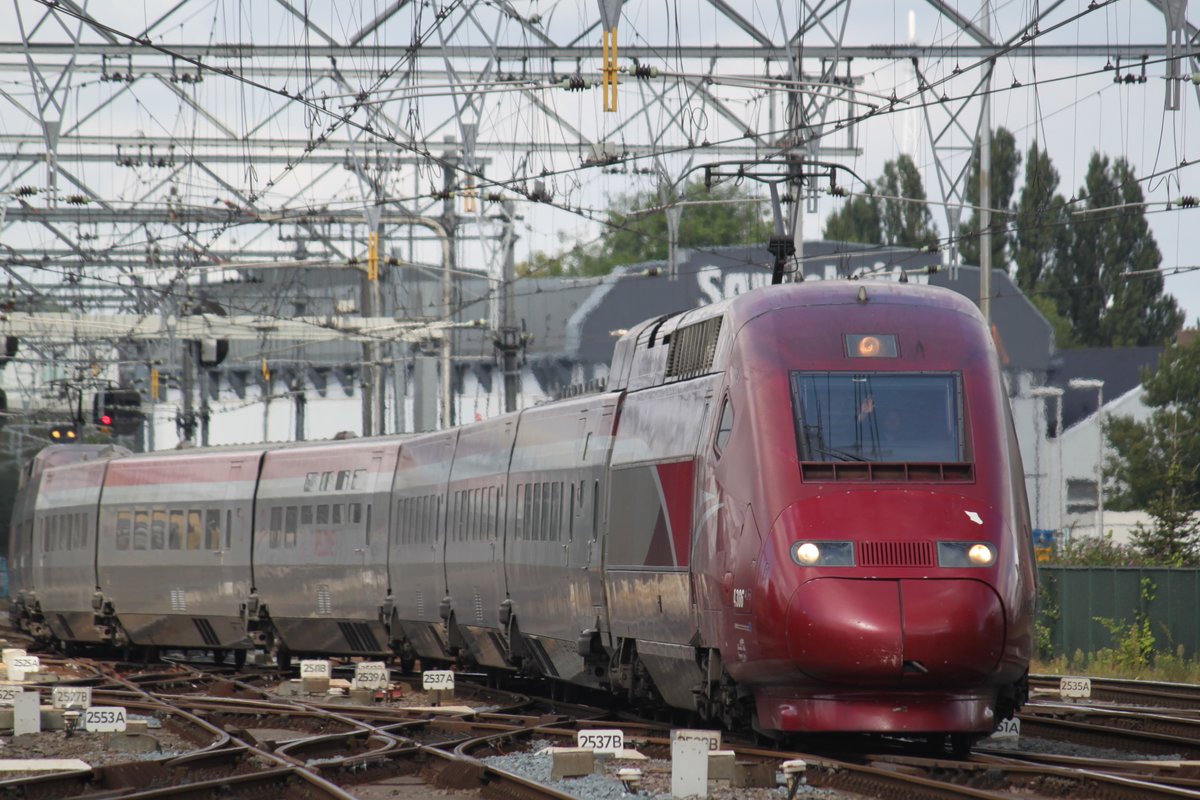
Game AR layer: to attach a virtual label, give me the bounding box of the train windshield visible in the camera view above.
[791,372,965,463]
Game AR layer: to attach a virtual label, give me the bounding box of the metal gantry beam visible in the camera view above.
[0,0,1194,430]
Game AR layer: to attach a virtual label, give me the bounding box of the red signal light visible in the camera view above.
[100,414,113,426]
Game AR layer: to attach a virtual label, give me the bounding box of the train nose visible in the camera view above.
[786,578,1005,684]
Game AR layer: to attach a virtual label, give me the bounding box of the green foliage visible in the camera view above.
[1092,578,1157,675]
[1034,578,1059,660]
[1048,531,1145,566]
[823,192,881,244]
[876,155,939,249]
[958,127,1021,268]
[1014,143,1071,297]
[1106,333,1200,562]
[1029,294,1078,348]
[520,180,772,277]
[823,154,938,248]
[1050,154,1184,346]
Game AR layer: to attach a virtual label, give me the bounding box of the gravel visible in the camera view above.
[481,740,842,800]
[982,735,1182,761]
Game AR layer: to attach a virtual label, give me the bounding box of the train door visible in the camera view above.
[569,396,620,649]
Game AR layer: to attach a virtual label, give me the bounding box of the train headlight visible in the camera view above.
[790,541,855,567]
[938,541,996,567]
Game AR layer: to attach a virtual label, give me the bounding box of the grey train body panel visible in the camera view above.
[33,458,109,643]
[388,430,459,660]
[441,412,517,669]
[252,439,401,655]
[96,447,266,649]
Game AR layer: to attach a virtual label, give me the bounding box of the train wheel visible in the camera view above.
[949,733,974,759]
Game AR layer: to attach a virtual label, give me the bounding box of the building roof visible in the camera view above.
[1052,346,1163,429]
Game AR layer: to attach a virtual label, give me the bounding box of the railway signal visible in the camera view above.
[92,388,144,435]
[49,423,78,443]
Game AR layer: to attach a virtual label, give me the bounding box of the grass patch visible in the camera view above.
[1034,644,1200,683]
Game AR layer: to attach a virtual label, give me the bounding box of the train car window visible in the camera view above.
[74,513,84,549]
[304,473,318,492]
[592,480,600,537]
[714,396,734,456]
[452,491,461,540]
[332,504,343,525]
[187,510,203,550]
[320,472,333,491]
[151,510,167,550]
[352,469,366,490]
[364,505,371,545]
[569,484,575,541]
[169,510,183,550]
[206,510,221,550]
[515,484,525,539]
[531,483,543,541]
[337,470,351,490]
[226,510,232,549]
[316,504,330,525]
[300,505,313,528]
[349,502,362,525]
[43,515,53,552]
[551,483,562,541]
[284,506,298,548]
[133,509,149,551]
[791,372,965,463]
[116,510,132,551]
[269,507,282,549]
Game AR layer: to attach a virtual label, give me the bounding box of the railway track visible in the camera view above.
[8,654,1200,799]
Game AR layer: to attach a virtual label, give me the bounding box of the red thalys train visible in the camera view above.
[8,281,1034,743]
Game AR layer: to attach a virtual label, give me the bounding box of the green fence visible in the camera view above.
[1038,567,1200,658]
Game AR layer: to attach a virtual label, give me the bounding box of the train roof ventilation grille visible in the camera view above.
[665,316,722,381]
[859,541,935,567]
[800,462,974,483]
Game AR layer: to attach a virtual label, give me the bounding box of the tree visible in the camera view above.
[823,191,881,244]
[822,154,937,248]
[958,127,1021,269]
[876,155,939,249]
[1013,143,1070,296]
[521,179,773,277]
[1053,154,1183,347]
[1106,333,1200,563]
